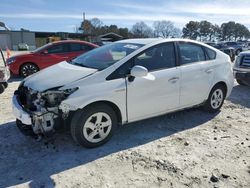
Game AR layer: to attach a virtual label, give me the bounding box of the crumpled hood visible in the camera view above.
[24,61,97,91]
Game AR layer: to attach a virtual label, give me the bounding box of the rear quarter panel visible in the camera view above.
[209,52,234,99]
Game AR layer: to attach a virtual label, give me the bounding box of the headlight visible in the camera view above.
[41,87,78,107]
[7,57,16,65]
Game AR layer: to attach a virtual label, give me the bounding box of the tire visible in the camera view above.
[236,79,247,86]
[20,63,39,77]
[236,49,241,55]
[0,84,5,94]
[3,82,8,88]
[70,103,118,148]
[203,84,226,113]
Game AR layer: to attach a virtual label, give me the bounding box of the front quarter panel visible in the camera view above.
[59,78,127,123]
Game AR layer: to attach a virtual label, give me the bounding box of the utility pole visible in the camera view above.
[83,12,85,22]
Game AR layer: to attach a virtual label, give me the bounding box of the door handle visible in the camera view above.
[205,69,213,74]
[168,77,179,83]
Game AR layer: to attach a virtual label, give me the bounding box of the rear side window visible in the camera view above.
[47,44,69,54]
[134,42,176,71]
[205,47,216,60]
[70,43,94,52]
[179,43,205,65]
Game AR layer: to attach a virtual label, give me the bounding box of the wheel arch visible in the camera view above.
[209,81,228,98]
[79,100,123,124]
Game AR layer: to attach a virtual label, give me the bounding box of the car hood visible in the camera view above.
[23,61,97,91]
[10,52,32,59]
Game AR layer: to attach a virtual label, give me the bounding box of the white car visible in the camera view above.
[12,38,234,148]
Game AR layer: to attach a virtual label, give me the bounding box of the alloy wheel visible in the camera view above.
[210,89,223,109]
[83,112,112,143]
[21,64,38,77]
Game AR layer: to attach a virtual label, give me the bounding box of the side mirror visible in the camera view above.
[130,65,148,77]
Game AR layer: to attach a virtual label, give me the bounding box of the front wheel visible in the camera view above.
[70,104,117,148]
[203,85,226,113]
[20,63,39,77]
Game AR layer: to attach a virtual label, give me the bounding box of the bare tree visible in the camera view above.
[131,21,153,38]
[153,20,181,38]
[90,18,103,28]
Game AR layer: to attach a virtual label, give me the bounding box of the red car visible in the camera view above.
[7,40,98,77]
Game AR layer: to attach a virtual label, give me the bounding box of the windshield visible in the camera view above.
[69,42,144,70]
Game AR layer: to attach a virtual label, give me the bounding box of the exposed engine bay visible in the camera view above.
[16,84,77,137]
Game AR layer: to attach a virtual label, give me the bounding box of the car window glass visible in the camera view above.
[134,43,176,71]
[205,47,216,60]
[69,43,94,52]
[70,43,82,52]
[71,43,143,70]
[82,44,94,51]
[179,43,205,65]
[47,44,69,54]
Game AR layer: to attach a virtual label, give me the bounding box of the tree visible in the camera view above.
[210,24,221,41]
[131,21,153,38]
[153,20,182,38]
[221,21,250,40]
[199,20,213,41]
[90,18,103,29]
[182,21,200,40]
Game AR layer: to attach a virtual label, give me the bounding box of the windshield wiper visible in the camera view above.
[70,60,96,69]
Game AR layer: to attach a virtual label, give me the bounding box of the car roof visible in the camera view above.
[116,38,162,45]
[51,40,98,47]
[115,38,212,47]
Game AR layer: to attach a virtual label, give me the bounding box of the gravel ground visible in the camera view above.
[0,51,249,188]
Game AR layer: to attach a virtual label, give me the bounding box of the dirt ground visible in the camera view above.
[0,51,250,188]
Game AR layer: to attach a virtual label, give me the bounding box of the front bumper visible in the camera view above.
[12,95,32,125]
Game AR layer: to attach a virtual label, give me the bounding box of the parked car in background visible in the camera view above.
[18,43,29,51]
[233,50,250,86]
[7,40,98,77]
[223,41,245,55]
[12,39,234,148]
[242,41,250,51]
[0,49,10,94]
[205,42,235,62]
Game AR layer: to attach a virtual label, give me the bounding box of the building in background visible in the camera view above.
[0,30,92,50]
[0,30,36,50]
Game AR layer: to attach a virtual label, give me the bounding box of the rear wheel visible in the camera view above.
[70,103,117,148]
[203,84,226,113]
[20,63,39,77]
[0,84,5,94]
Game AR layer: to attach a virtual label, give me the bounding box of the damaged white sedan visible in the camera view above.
[12,38,234,148]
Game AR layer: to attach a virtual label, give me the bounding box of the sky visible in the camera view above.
[0,0,250,32]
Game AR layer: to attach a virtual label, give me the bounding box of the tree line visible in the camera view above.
[183,21,250,41]
[77,18,181,39]
[77,18,250,41]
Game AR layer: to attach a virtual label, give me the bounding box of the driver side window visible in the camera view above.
[47,44,69,54]
[134,42,176,71]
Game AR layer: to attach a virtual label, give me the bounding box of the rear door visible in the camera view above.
[178,42,214,107]
[127,42,181,122]
[68,43,94,60]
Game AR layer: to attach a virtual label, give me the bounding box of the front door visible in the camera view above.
[38,43,70,69]
[127,42,181,122]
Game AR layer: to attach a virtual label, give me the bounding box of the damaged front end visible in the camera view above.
[14,84,77,138]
